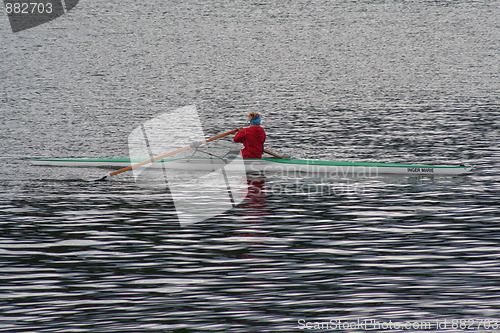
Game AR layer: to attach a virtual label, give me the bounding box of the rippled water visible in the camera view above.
[1,0,499,332]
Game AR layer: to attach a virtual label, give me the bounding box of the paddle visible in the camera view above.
[263,148,285,159]
[97,129,239,181]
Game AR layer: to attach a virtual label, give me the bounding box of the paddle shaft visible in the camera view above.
[263,148,284,159]
[106,129,238,178]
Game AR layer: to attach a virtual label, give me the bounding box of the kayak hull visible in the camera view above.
[30,158,473,176]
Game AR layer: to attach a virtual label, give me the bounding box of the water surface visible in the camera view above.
[0,0,499,332]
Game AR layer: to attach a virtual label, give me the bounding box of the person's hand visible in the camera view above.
[238,127,244,131]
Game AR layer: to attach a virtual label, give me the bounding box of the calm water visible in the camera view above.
[1,1,499,332]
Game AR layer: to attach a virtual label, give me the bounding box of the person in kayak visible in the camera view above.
[234,112,266,159]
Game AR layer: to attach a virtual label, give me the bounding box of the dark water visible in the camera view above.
[1,1,499,332]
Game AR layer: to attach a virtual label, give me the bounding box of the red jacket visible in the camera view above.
[233,126,266,158]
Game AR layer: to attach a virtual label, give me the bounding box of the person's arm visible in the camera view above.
[233,127,245,143]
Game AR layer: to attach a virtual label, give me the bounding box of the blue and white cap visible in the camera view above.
[249,116,261,125]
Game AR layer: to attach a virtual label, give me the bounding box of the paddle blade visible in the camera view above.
[94,175,110,182]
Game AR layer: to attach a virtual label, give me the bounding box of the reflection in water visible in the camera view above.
[229,174,268,332]
[239,173,267,220]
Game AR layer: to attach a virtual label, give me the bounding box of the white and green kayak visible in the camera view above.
[30,157,473,176]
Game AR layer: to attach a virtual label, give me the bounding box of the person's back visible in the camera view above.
[234,112,266,159]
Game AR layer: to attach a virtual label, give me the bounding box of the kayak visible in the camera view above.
[30,157,473,176]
